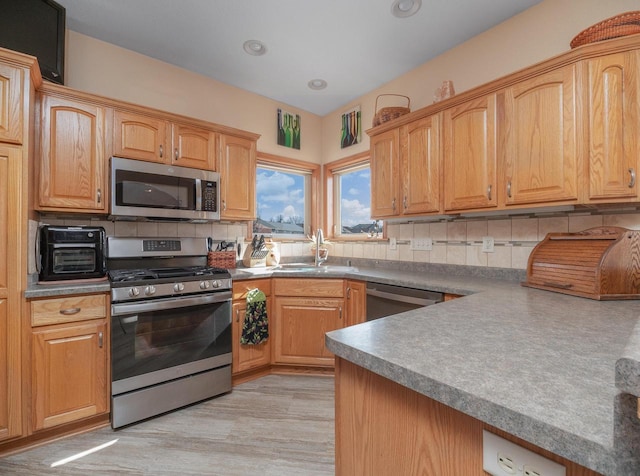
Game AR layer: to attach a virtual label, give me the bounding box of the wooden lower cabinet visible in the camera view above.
[335,358,600,476]
[345,280,366,326]
[273,296,344,366]
[232,279,272,375]
[273,278,345,367]
[30,294,109,432]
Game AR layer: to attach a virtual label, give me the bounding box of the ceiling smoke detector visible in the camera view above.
[243,40,267,56]
[391,0,422,18]
[308,79,328,90]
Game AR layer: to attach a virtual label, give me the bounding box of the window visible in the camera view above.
[325,153,382,239]
[253,153,319,238]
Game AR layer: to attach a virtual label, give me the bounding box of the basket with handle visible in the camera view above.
[372,94,411,127]
[570,11,640,49]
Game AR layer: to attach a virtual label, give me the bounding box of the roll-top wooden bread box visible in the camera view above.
[522,226,640,300]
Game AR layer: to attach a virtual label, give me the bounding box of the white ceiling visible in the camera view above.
[56,0,542,116]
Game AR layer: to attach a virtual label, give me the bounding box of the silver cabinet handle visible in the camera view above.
[97,188,102,203]
[392,198,396,212]
[174,148,179,160]
[98,331,103,348]
[629,168,636,188]
[487,184,492,201]
[339,306,342,320]
[346,287,351,299]
[507,181,512,198]
[222,200,227,211]
[159,144,163,158]
[235,308,240,323]
[59,307,81,315]
[403,196,407,209]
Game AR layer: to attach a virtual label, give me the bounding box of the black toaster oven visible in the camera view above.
[38,225,107,281]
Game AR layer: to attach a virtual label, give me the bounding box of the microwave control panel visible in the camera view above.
[202,181,217,211]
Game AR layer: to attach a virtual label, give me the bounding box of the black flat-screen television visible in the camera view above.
[0,0,66,84]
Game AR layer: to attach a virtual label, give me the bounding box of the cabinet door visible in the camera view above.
[443,95,497,211]
[218,134,256,220]
[0,145,22,442]
[370,128,401,218]
[113,110,168,163]
[0,64,23,144]
[273,297,344,366]
[38,95,107,211]
[32,320,108,431]
[586,51,640,201]
[501,66,578,206]
[232,300,271,374]
[401,115,441,215]
[345,280,366,327]
[172,123,216,170]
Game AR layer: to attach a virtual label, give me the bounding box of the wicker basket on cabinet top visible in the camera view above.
[522,226,640,300]
[570,11,640,49]
[371,94,410,127]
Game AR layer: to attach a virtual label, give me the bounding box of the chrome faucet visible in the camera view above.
[315,228,327,267]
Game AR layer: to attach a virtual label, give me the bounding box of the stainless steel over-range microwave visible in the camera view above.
[110,157,220,221]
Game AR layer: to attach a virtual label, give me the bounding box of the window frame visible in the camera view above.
[251,151,320,240]
[324,151,385,241]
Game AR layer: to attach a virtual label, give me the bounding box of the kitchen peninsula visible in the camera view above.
[321,264,640,476]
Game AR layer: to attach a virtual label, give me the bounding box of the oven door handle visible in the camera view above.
[111,291,232,316]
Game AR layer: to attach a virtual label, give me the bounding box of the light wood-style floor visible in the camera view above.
[0,374,335,475]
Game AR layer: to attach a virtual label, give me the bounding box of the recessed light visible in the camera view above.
[243,40,267,56]
[308,79,327,90]
[391,0,421,18]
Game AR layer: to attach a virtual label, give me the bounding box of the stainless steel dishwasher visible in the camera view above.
[366,282,443,321]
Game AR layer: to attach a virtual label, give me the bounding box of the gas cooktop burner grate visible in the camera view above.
[108,266,229,283]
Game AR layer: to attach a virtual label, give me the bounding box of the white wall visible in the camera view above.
[64,31,324,164]
[321,0,640,163]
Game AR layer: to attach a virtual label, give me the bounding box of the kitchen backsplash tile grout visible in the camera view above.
[29,209,640,274]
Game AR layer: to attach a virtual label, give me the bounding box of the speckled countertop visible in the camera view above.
[288,264,640,476]
[26,263,640,474]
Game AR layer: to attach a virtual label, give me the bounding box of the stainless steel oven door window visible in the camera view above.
[52,248,98,273]
[111,292,232,394]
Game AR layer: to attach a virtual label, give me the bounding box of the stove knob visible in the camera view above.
[144,285,156,296]
[211,280,221,288]
[174,283,185,292]
[199,281,210,290]
[128,287,140,298]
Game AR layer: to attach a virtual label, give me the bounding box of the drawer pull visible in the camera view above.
[236,308,240,323]
[159,144,163,158]
[629,168,636,188]
[174,148,179,160]
[59,307,81,315]
[507,181,512,198]
[339,306,343,320]
[98,331,103,348]
[543,281,573,290]
[487,184,492,201]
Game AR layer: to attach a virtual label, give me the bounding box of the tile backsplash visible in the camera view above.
[31,208,640,275]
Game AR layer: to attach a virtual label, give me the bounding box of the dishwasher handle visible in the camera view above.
[366,288,439,307]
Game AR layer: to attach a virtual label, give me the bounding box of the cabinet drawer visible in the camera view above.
[233,279,271,300]
[273,278,344,297]
[31,294,107,327]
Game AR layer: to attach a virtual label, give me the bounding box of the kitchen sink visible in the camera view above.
[275,263,358,273]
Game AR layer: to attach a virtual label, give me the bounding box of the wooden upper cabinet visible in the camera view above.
[500,65,578,206]
[401,115,441,215]
[0,64,23,145]
[218,133,256,220]
[443,94,497,212]
[585,51,640,201]
[113,110,168,163]
[113,111,216,170]
[38,93,107,212]
[370,128,400,218]
[172,123,216,170]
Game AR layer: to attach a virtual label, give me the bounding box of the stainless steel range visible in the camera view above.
[107,236,232,429]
